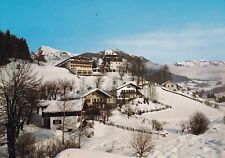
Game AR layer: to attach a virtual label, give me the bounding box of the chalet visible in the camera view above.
[41,100,83,130]
[106,90,117,105]
[161,81,182,91]
[56,56,93,76]
[100,50,127,72]
[83,88,111,109]
[117,82,142,102]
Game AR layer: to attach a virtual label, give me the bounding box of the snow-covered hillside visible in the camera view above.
[32,63,131,92]
[54,86,225,158]
[56,149,127,158]
[2,60,225,158]
[35,46,77,65]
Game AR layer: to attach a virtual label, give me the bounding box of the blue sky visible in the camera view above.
[1,0,225,63]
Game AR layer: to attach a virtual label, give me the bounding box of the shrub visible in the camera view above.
[218,96,225,103]
[188,112,209,135]
[179,121,188,134]
[16,133,36,158]
[204,100,210,106]
[130,129,154,158]
[213,103,219,108]
[36,139,79,158]
[152,120,163,131]
[152,99,158,103]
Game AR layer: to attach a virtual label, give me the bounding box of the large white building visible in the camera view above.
[101,50,127,72]
[56,56,93,76]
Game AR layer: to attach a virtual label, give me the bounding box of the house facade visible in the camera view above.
[161,81,181,91]
[41,100,83,130]
[117,82,142,101]
[56,56,93,76]
[99,50,127,72]
[83,88,111,109]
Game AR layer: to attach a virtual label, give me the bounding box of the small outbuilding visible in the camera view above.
[161,81,182,91]
[41,99,83,130]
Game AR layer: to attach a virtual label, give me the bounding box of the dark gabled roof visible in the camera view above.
[161,80,182,88]
[55,58,70,67]
[42,111,82,117]
[117,82,141,90]
[55,56,93,67]
[83,88,111,98]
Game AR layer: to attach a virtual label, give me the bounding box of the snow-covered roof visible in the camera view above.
[104,50,118,56]
[161,81,182,88]
[117,82,141,90]
[56,149,127,158]
[66,91,81,99]
[55,58,70,67]
[83,88,111,98]
[162,80,175,85]
[42,99,83,113]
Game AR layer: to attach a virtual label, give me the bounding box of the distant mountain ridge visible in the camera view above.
[169,59,225,82]
[174,59,225,67]
[78,49,149,62]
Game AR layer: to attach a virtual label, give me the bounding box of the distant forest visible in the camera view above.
[0,30,31,65]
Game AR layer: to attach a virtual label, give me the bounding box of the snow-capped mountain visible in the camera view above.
[174,59,225,67]
[35,46,77,64]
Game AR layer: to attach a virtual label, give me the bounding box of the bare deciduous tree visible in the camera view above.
[111,76,118,92]
[148,84,156,102]
[56,101,78,145]
[95,75,104,88]
[0,95,6,145]
[57,79,74,145]
[58,79,74,98]
[118,66,126,80]
[128,56,146,86]
[0,63,41,158]
[130,130,153,158]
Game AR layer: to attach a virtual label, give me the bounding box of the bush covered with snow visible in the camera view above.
[36,139,80,158]
[188,112,209,135]
[152,120,163,131]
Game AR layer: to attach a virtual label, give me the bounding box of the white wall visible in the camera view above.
[50,116,79,130]
[110,61,126,71]
[117,85,137,98]
[164,82,178,91]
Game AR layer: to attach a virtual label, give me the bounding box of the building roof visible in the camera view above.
[55,58,70,67]
[117,82,141,90]
[161,80,182,88]
[83,88,111,98]
[55,56,93,67]
[161,80,175,85]
[42,99,83,113]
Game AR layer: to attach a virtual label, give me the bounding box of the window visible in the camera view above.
[93,99,96,102]
[86,99,90,103]
[53,120,62,124]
